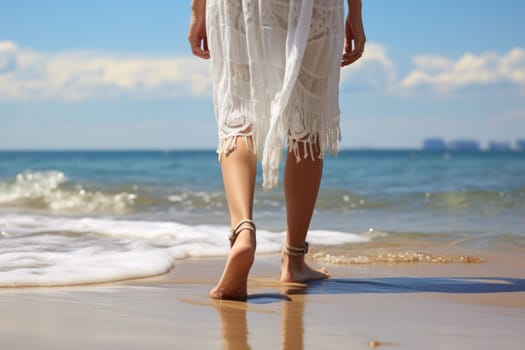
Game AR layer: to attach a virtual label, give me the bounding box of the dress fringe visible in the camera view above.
[207,0,344,191]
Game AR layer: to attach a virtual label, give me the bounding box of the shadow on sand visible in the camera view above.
[245,277,525,303]
[284,277,525,295]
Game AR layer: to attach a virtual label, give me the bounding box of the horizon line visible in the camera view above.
[0,147,523,153]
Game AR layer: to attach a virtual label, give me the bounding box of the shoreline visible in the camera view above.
[1,248,524,349]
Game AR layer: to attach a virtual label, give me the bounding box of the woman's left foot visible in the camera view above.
[210,224,256,301]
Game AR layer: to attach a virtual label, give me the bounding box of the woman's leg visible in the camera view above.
[281,138,329,282]
[210,136,257,300]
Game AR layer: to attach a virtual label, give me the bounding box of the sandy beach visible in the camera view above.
[1,247,524,350]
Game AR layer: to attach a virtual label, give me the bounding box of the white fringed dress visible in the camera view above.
[206,0,344,190]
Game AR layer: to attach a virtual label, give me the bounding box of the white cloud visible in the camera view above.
[1,40,398,101]
[340,42,397,90]
[401,47,525,91]
[0,40,212,101]
[2,40,524,102]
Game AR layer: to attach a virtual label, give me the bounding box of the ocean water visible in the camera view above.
[0,150,524,286]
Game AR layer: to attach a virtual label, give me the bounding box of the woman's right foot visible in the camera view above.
[280,254,329,282]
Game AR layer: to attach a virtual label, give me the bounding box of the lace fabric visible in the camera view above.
[206,0,344,190]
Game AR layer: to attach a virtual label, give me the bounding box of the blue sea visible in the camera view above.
[1,150,524,286]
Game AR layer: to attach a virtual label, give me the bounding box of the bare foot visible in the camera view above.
[280,254,329,282]
[209,230,256,301]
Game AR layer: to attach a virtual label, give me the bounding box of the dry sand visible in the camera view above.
[1,249,524,349]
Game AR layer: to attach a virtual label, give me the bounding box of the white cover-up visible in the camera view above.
[206,0,344,191]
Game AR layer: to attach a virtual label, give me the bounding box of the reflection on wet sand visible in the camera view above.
[280,290,305,350]
[214,285,308,350]
[212,276,525,349]
[213,300,251,350]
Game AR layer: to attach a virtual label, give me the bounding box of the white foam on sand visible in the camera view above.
[0,214,369,287]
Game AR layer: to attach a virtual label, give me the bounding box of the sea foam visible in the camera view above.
[0,170,136,213]
[0,214,369,287]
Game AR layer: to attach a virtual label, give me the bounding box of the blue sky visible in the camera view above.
[1,0,524,149]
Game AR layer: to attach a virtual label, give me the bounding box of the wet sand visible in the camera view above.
[1,249,524,349]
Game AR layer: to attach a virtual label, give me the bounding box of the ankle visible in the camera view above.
[281,253,305,271]
[233,229,256,251]
[284,242,308,255]
[229,219,256,249]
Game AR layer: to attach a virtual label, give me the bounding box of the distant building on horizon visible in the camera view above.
[422,138,524,151]
[423,138,447,151]
[517,139,525,151]
[448,139,480,151]
[488,141,511,151]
